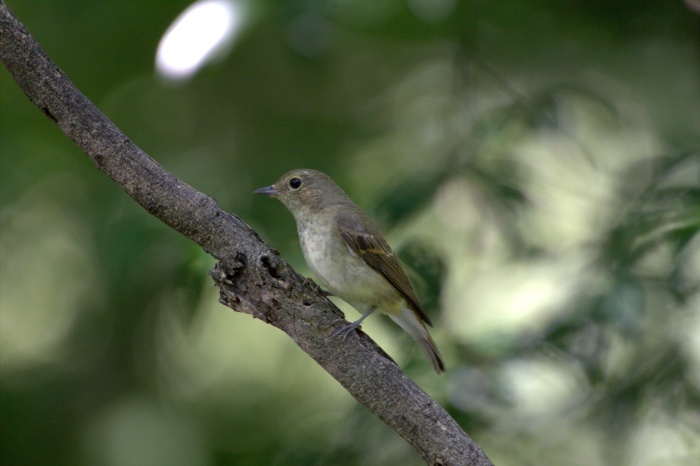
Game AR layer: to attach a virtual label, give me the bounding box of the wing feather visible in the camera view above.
[336,208,433,326]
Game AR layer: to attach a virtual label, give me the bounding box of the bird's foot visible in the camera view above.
[318,317,346,331]
[329,306,376,339]
[330,320,362,339]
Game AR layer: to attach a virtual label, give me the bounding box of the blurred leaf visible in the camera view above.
[604,151,700,269]
[397,241,446,314]
[374,168,450,226]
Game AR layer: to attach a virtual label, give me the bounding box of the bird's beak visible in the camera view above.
[254,185,279,197]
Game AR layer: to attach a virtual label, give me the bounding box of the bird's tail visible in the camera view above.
[389,308,445,374]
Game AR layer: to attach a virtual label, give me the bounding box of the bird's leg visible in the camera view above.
[330,306,377,339]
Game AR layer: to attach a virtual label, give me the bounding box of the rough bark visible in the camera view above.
[0,2,492,465]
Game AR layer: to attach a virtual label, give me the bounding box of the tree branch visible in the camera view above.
[0,3,492,465]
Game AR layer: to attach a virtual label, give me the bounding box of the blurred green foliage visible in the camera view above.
[1,1,699,465]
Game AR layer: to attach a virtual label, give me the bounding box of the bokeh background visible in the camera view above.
[2,1,699,465]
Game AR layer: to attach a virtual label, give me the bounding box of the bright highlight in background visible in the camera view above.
[156,0,245,81]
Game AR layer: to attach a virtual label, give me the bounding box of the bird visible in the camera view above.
[255,169,445,373]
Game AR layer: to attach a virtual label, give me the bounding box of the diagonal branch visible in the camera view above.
[0,2,492,465]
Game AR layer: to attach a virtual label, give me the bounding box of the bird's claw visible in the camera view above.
[329,305,375,339]
[330,321,361,339]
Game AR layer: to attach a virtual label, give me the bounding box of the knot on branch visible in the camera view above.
[210,255,255,314]
[209,250,296,325]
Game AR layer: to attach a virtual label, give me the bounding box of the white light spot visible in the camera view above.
[156,0,245,81]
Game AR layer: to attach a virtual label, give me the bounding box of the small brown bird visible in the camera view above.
[255,169,445,373]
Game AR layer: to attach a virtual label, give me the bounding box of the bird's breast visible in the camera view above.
[297,218,400,310]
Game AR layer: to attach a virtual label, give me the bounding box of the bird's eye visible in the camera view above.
[289,177,302,190]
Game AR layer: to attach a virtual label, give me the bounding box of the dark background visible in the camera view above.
[1,1,699,465]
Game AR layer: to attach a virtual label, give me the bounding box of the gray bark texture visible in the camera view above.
[0,2,493,465]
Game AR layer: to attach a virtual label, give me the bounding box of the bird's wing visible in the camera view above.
[336,209,433,326]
